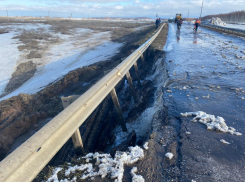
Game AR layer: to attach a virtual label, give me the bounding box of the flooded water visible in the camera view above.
[164,23,245,126]
[162,23,245,180]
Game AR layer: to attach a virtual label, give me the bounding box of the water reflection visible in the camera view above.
[193,32,198,44]
[176,30,180,43]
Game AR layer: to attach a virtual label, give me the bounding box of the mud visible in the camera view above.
[4,61,36,93]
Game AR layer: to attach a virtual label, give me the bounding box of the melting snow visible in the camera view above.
[46,167,62,182]
[46,146,144,182]
[180,111,242,136]
[143,142,149,150]
[165,152,174,160]
[220,139,230,144]
[130,167,145,182]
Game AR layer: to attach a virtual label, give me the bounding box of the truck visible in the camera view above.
[175,13,182,23]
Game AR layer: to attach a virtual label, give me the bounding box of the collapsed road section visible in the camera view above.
[136,23,245,181]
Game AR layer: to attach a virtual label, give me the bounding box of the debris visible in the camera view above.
[186,131,191,135]
[167,90,172,93]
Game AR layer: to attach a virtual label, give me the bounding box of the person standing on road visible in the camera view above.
[155,18,160,29]
[194,18,201,32]
[177,19,183,30]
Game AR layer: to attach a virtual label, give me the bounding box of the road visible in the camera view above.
[160,23,245,181]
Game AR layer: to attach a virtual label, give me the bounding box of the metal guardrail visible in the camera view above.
[201,23,245,36]
[0,23,165,182]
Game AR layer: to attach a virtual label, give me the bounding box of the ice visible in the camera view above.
[181,111,242,135]
[143,142,149,150]
[130,167,145,182]
[220,139,230,144]
[165,152,174,160]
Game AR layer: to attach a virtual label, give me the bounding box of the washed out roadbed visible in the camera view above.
[33,24,169,182]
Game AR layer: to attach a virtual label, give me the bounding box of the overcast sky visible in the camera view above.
[0,0,244,19]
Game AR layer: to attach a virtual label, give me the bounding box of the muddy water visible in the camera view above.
[163,23,245,181]
[165,23,245,129]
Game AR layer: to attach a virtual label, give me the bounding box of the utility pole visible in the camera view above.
[48,11,49,18]
[200,1,203,20]
[188,10,189,18]
[6,10,9,22]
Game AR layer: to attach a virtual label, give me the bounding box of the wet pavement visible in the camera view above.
[162,23,245,181]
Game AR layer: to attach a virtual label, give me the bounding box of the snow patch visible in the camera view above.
[180,111,242,135]
[47,167,63,182]
[165,152,174,160]
[46,146,144,182]
[130,167,145,182]
[211,17,227,26]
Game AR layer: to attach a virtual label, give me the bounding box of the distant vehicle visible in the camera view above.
[175,13,182,23]
[168,17,175,23]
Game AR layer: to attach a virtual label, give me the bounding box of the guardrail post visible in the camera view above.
[126,71,138,103]
[61,95,85,154]
[133,61,141,86]
[110,88,127,132]
[140,53,146,71]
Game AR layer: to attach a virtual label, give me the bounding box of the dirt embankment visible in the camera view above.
[0,24,166,162]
